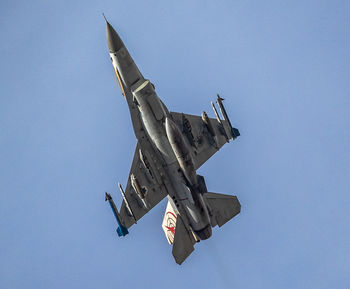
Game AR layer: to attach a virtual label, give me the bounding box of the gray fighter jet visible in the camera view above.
[104,19,241,264]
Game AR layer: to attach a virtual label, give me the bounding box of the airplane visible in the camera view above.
[104,18,241,264]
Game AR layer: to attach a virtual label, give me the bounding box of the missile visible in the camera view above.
[139,149,154,180]
[216,94,240,139]
[201,111,215,137]
[130,174,148,208]
[211,101,222,124]
[105,192,129,237]
[211,100,229,142]
[118,183,137,224]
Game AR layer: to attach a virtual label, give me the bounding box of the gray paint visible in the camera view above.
[105,20,241,264]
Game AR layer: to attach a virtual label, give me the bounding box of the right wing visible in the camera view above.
[170,95,239,170]
[119,140,168,228]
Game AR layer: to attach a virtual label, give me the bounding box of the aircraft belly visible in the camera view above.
[140,117,174,163]
[137,100,211,233]
[128,68,211,235]
[165,163,210,232]
[181,198,210,232]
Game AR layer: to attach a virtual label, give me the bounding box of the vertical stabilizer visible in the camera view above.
[172,214,196,265]
[162,201,177,245]
[162,200,197,264]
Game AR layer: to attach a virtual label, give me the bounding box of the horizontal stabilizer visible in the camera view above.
[204,192,241,227]
[172,214,196,265]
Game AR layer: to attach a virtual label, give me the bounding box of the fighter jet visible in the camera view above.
[104,19,241,264]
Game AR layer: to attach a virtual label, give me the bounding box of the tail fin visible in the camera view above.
[204,192,241,227]
[162,200,196,264]
[162,201,178,245]
[172,214,196,265]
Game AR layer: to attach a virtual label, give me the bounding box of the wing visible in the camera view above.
[170,114,238,170]
[119,141,168,228]
[169,96,239,170]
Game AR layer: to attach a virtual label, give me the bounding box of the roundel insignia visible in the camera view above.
[164,211,177,244]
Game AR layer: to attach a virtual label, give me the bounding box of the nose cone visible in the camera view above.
[105,20,124,53]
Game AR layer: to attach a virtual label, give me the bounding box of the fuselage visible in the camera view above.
[106,22,211,238]
[135,81,211,235]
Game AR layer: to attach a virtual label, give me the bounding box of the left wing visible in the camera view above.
[119,141,168,228]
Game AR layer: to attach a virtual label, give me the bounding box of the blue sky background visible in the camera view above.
[1,1,350,288]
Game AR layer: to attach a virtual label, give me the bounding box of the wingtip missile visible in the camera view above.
[105,192,129,237]
[105,192,112,201]
[216,94,240,139]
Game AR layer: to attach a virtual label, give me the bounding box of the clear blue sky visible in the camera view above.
[1,1,350,288]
